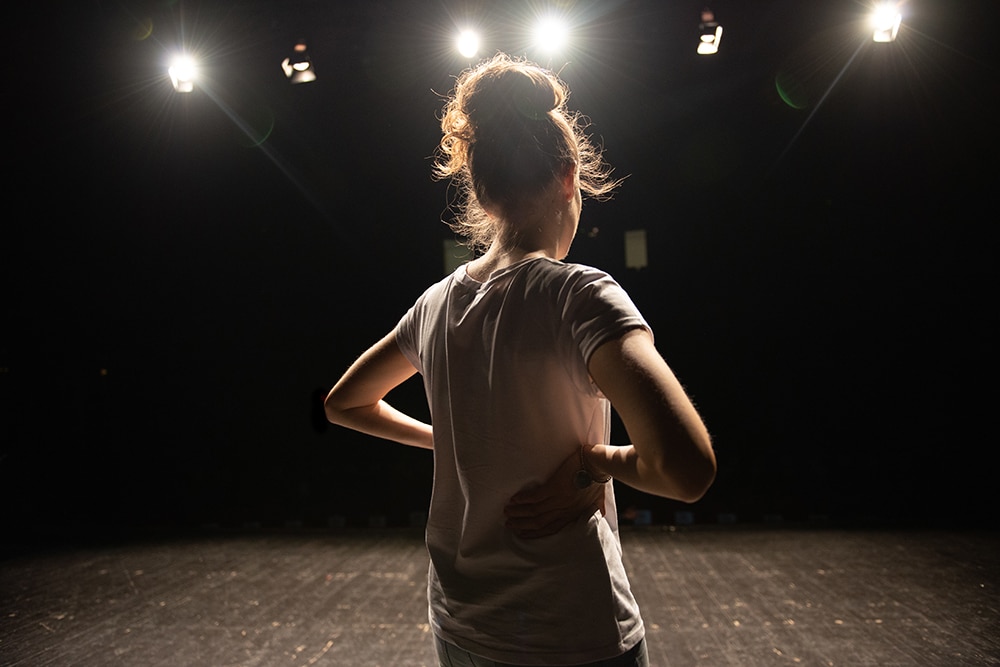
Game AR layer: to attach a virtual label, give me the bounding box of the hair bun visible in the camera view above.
[465,67,559,129]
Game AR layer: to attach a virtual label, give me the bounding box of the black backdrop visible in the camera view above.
[3,0,997,540]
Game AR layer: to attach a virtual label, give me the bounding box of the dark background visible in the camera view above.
[3,0,997,542]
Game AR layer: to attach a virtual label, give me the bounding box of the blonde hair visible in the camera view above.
[434,53,621,251]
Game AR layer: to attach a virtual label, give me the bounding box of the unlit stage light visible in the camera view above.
[624,229,648,269]
[281,41,316,83]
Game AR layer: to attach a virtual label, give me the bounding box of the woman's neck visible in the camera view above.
[465,243,549,282]
[466,175,580,281]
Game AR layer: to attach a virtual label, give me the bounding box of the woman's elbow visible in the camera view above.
[666,439,717,503]
[674,460,716,503]
[323,391,349,425]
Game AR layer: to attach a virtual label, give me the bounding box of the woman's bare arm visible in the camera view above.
[504,327,716,538]
[324,331,433,450]
[585,328,716,502]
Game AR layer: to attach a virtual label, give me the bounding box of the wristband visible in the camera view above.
[573,445,612,489]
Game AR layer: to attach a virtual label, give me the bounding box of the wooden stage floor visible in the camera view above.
[2,526,997,666]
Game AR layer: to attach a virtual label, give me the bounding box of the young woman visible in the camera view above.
[325,53,716,667]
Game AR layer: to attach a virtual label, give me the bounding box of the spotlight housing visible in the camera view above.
[697,9,723,55]
[281,41,317,83]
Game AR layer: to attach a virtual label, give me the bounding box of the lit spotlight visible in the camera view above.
[871,4,902,43]
[168,54,197,92]
[697,8,723,55]
[281,41,316,83]
[533,15,569,54]
[456,29,480,59]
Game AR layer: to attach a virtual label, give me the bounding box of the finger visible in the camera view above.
[510,504,602,539]
[506,498,601,532]
[504,497,574,518]
[505,505,573,532]
[508,486,554,505]
[505,480,604,519]
[509,516,571,539]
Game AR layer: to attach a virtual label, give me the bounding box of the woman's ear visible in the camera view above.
[560,161,579,202]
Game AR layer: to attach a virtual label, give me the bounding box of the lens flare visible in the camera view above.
[132,17,153,41]
[235,106,275,149]
[775,72,809,110]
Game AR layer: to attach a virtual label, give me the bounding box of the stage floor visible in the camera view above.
[2,526,997,666]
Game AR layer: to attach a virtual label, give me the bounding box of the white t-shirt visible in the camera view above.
[395,256,649,665]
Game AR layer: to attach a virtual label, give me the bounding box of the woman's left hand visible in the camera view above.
[503,448,607,539]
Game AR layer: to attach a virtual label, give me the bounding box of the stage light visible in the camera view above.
[533,15,569,54]
[871,5,902,43]
[456,29,480,59]
[168,54,197,92]
[281,41,316,83]
[697,9,723,55]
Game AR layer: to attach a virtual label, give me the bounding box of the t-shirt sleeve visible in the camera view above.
[561,268,652,367]
[393,302,422,373]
